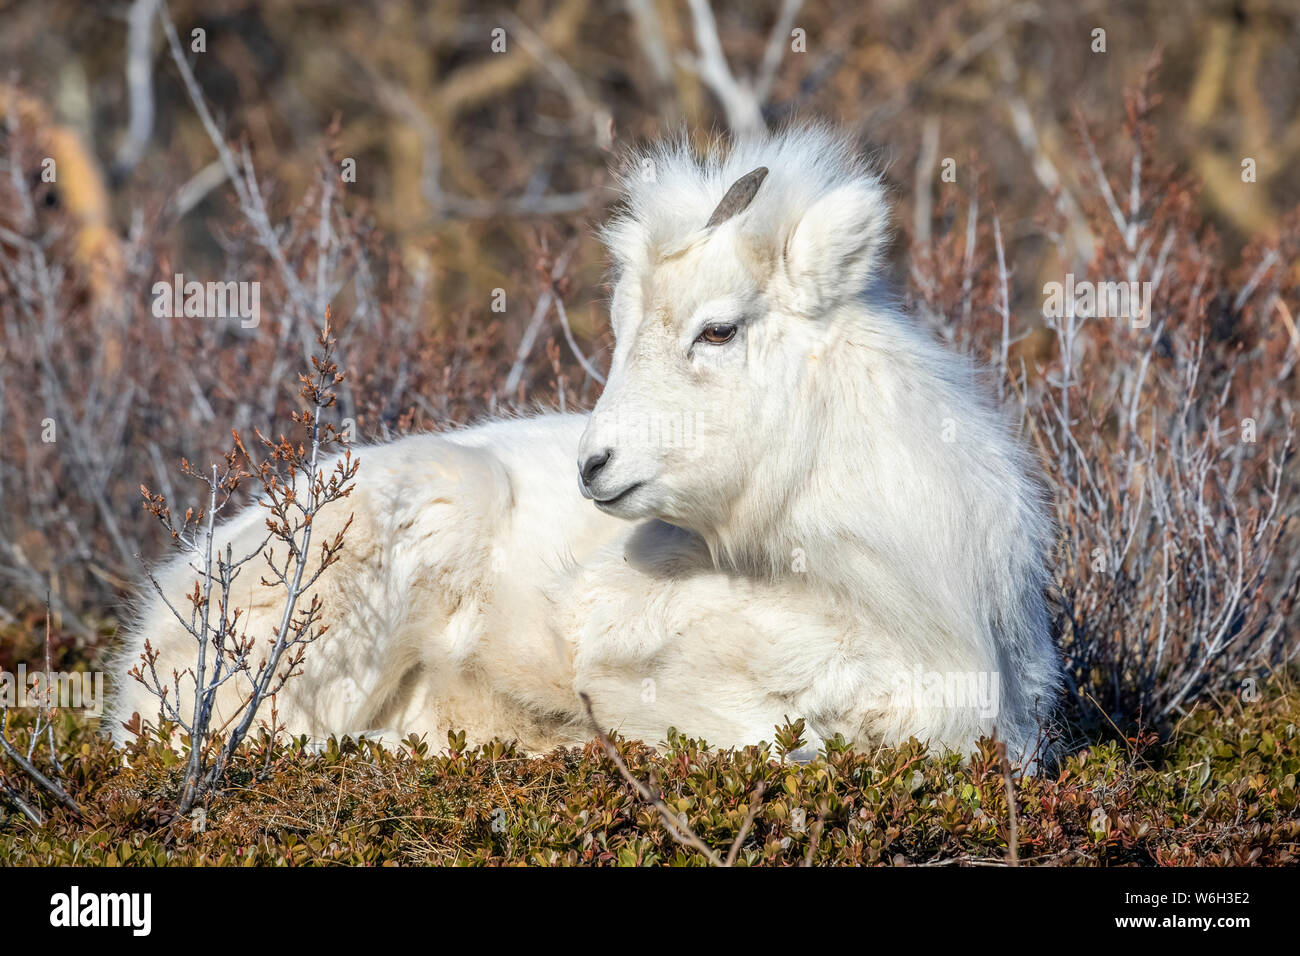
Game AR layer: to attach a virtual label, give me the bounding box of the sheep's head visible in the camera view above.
[578,129,891,535]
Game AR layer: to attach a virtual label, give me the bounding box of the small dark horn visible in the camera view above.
[705,166,769,228]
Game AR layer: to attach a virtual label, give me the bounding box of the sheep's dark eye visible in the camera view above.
[696,323,737,345]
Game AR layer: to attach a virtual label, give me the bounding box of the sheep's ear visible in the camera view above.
[779,179,890,314]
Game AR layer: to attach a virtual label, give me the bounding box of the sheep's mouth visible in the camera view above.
[594,481,644,508]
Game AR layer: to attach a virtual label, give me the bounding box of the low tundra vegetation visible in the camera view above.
[1,675,1296,866]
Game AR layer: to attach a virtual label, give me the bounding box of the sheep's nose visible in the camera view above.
[580,448,612,485]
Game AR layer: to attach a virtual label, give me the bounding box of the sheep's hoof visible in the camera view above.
[785,746,820,764]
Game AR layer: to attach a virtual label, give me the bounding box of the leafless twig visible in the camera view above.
[112,0,162,178]
[580,691,724,865]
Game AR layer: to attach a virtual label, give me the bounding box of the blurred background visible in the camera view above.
[1,0,1298,728]
[3,0,1298,321]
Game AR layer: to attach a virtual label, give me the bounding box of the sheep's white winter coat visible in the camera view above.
[110,127,1060,761]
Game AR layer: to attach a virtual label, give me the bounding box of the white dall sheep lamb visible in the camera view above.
[110,127,1061,762]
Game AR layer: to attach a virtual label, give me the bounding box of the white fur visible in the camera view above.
[109,127,1060,760]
